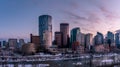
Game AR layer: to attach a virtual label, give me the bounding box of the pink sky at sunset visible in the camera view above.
[0,0,120,40]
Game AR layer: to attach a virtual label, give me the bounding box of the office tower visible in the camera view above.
[94,32,104,45]
[80,33,85,45]
[55,32,62,48]
[77,32,86,52]
[39,15,52,48]
[85,33,93,50]
[8,39,18,50]
[19,39,25,48]
[104,37,108,44]
[115,33,120,48]
[0,41,1,48]
[60,23,69,48]
[77,32,85,46]
[107,31,114,47]
[70,27,80,47]
[30,34,40,45]
[30,34,40,51]
[3,41,7,48]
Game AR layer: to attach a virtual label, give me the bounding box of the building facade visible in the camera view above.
[8,39,18,50]
[77,32,85,46]
[94,32,104,45]
[85,33,93,50]
[22,43,36,55]
[115,33,120,48]
[0,41,1,48]
[70,27,80,47]
[55,32,62,48]
[2,41,7,48]
[107,31,114,46]
[39,15,52,48]
[60,23,69,48]
[18,39,25,49]
[30,34,40,45]
[43,30,52,48]
[80,33,85,46]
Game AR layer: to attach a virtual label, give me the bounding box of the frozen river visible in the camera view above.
[1,53,120,67]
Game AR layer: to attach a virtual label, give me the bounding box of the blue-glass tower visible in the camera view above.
[94,32,104,45]
[115,33,120,48]
[70,27,80,47]
[39,15,52,48]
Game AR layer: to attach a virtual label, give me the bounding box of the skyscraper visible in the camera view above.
[19,39,25,48]
[0,41,1,48]
[115,33,120,48]
[39,15,52,48]
[94,32,104,45]
[70,27,80,47]
[8,39,18,50]
[3,41,7,48]
[85,33,93,50]
[107,31,114,46]
[77,32,85,46]
[80,33,85,46]
[55,32,62,48]
[60,23,69,48]
[30,34,41,52]
[30,34,40,46]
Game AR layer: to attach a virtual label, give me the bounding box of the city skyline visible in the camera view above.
[1,0,120,40]
[1,1,120,67]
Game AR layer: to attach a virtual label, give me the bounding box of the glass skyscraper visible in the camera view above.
[70,27,80,47]
[107,31,114,46]
[115,33,120,48]
[39,15,52,48]
[94,32,104,45]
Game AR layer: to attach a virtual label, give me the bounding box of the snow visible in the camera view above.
[101,59,113,63]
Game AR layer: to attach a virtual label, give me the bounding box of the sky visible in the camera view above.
[0,0,120,41]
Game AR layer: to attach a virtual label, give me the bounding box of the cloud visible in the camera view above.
[98,5,120,20]
[63,10,101,23]
[69,1,80,9]
[61,0,120,34]
[87,12,102,24]
[115,29,120,33]
[81,26,97,32]
[63,10,87,20]
[64,10,104,24]
[62,10,103,33]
